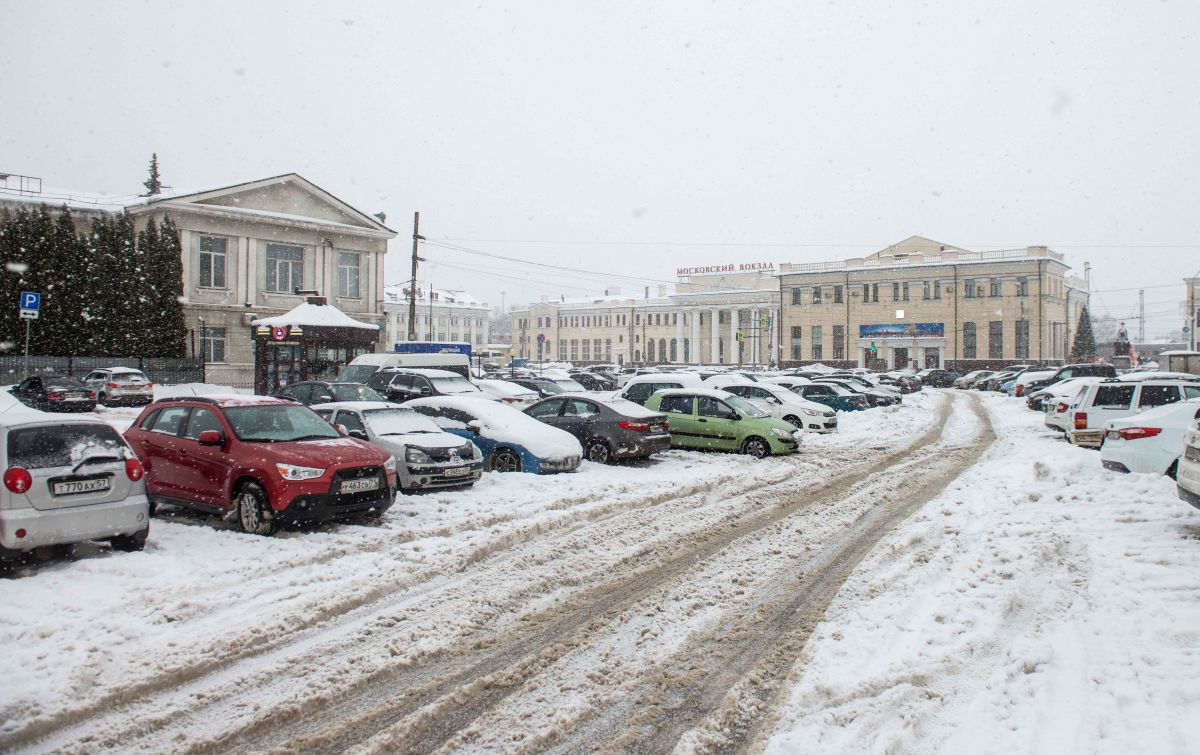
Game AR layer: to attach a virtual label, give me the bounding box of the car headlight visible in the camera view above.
[771,427,792,439]
[275,463,325,481]
[801,407,821,416]
[406,447,431,464]
[384,456,397,471]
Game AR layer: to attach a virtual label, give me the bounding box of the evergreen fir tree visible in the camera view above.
[1070,305,1098,362]
[142,153,162,196]
[39,207,89,355]
[138,215,186,357]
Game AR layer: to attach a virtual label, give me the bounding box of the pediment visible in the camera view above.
[869,236,967,259]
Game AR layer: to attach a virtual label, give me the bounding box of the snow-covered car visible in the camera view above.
[367,368,496,403]
[1,415,150,562]
[312,401,483,492]
[407,396,582,474]
[1027,375,1104,412]
[1178,414,1200,508]
[717,382,837,432]
[1012,369,1055,398]
[476,378,539,406]
[82,367,155,407]
[1067,379,1200,448]
[1101,399,1200,477]
[618,372,704,406]
[953,370,993,389]
[524,393,670,463]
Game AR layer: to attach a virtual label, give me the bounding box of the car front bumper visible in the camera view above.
[0,493,150,554]
[276,468,394,524]
[401,461,484,491]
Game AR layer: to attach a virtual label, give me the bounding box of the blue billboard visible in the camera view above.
[858,323,945,339]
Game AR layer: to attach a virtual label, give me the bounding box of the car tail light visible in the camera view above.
[4,467,32,493]
[146,383,154,389]
[1015,385,1025,397]
[662,419,669,430]
[1056,402,1068,414]
[1117,427,1162,441]
[47,392,63,400]
[86,391,96,399]
[125,458,145,481]
[108,382,120,389]
[1074,412,1088,430]
[619,420,651,432]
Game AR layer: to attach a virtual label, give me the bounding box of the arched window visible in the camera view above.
[647,340,656,362]
[683,338,690,362]
[659,339,667,363]
[634,349,641,362]
[670,338,678,362]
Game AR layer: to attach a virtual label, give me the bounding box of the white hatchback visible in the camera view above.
[1101,399,1200,477]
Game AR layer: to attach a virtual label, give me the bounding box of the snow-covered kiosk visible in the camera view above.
[249,297,380,394]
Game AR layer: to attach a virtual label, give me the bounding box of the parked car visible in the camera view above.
[312,401,483,492]
[1043,382,1098,435]
[124,395,396,534]
[646,388,801,458]
[569,372,617,391]
[916,368,959,388]
[535,375,592,393]
[367,368,493,403]
[476,378,540,406]
[1025,362,1119,394]
[508,377,569,399]
[718,382,838,432]
[1178,417,1200,509]
[407,396,582,473]
[1032,376,1106,415]
[9,375,98,412]
[1013,369,1056,398]
[618,372,705,406]
[978,369,1025,392]
[953,370,994,389]
[1,415,150,562]
[1101,399,1200,477]
[273,381,384,405]
[82,367,154,407]
[877,373,922,393]
[525,393,670,463]
[1066,379,1200,448]
[814,378,899,407]
[791,383,869,412]
[828,374,902,399]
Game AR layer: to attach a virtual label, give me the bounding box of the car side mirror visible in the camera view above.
[466,420,483,434]
[197,430,224,446]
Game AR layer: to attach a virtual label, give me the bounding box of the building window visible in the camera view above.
[570,339,579,361]
[337,251,361,298]
[892,283,900,301]
[605,339,612,360]
[989,321,1003,358]
[833,285,843,304]
[1018,277,1029,297]
[201,326,227,363]
[582,339,591,361]
[1015,320,1030,358]
[963,322,977,359]
[871,283,879,302]
[790,326,802,361]
[965,279,976,299]
[812,286,822,304]
[811,325,823,360]
[792,288,802,305]
[922,281,931,300]
[902,282,910,301]
[198,235,228,288]
[862,283,870,301]
[933,279,941,300]
[832,325,845,360]
[990,278,1002,297]
[265,243,303,293]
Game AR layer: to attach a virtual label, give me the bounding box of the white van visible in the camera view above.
[337,352,471,383]
[618,372,704,406]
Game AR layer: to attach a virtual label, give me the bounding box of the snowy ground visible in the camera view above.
[1,388,1197,753]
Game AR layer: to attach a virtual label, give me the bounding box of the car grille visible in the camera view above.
[329,465,386,507]
[423,444,476,462]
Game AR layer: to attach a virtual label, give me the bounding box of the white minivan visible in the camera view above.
[1067,379,1200,448]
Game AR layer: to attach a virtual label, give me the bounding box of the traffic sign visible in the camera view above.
[19,309,38,320]
[537,333,546,344]
[19,291,40,311]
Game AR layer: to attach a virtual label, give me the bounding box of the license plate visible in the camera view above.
[339,477,380,493]
[651,424,665,433]
[443,466,470,478]
[52,477,111,495]
[66,395,88,401]
[1187,446,1200,463]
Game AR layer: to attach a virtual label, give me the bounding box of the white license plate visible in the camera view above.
[65,395,88,401]
[443,466,470,478]
[339,477,380,493]
[52,477,111,495]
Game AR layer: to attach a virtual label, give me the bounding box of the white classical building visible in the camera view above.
[383,286,491,350]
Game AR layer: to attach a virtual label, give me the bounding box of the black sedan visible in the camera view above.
[8,374,98,412]
[525,393,670,464]
[916,368,959,388]
[273,381,385,405]
[570,372,617,391]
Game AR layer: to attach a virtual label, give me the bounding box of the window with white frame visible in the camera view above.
[338,250,360,294]
[198,235,228,288]
[265,243,303,293]
[201,327,227,363]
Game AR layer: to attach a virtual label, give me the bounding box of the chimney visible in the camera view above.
[306,295,328,306]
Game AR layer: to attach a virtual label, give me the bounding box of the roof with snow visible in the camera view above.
[384,285,488,309]
[251,302,380,330]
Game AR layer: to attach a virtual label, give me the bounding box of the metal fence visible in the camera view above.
[0,356,206,386]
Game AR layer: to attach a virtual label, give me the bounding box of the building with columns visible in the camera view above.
[509,271,780,367]
[778,236,1089,370]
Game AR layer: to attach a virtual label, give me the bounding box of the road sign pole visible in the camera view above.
[23,316,31,380]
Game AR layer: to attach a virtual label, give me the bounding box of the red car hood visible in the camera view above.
[242,437,389,469]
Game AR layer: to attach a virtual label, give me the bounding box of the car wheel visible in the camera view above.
[110,527,148,552]
[585,438,612,464]
[235,482,277,535]
[783,414,802,427]
[1167,460,1179,480]
[742,436,771,458]
[490,448,522,473]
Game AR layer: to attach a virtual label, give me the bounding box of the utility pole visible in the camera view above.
[1138,289,1145,343]
[407,212,424,341]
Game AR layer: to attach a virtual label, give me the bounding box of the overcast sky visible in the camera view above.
[4,1,1198,336]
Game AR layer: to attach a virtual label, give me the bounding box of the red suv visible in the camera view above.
[124,395,396,534]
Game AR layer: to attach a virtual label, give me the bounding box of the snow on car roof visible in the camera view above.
[158,393,294,407]
[406,395,581,458]
[381,368,465,377]
[652,387,736,400]
[476,378,538,395]
[553,392,662,417]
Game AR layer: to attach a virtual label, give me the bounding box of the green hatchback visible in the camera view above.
[646,389,801,458]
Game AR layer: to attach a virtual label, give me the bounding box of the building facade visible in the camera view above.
[383,286,490,350]
[778,236,1088,370]
[510,271,781,367]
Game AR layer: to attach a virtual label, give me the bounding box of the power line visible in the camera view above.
[437,236,1199,250]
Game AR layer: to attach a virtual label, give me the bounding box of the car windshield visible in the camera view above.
[430,376,480,393]
[363,407,443,435]
[223,405,341,442]
[724,394,769,418]
[335,365,379,384]
[329,384,384,402]
[7,423,128,469]
[536,380,566,394]
[555,379,588,392]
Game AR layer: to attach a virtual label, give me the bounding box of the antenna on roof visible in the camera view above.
[373,212,386,224]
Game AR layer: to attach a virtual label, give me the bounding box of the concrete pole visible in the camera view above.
[710,308,720,364]
[675,313,684,365]
[730,309,739,367]
[691,309,701,364]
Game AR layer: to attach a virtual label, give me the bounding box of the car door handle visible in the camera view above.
[698,418,707,423]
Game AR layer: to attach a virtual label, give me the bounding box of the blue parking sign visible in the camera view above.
[20,291,40,311]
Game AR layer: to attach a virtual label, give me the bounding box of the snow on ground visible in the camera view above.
[0,389,940,737]
[765,392,1200,754]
